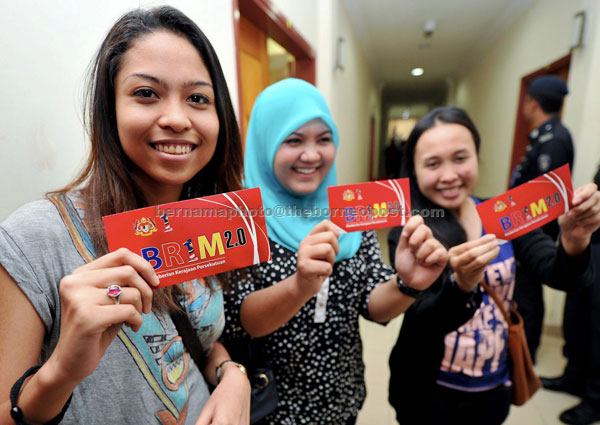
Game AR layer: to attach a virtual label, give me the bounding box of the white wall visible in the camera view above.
[0,0,237,221]
[2,0,378,222]
[331,4,380,184]
[270,0,319,50]
[566,2,600,184]
[456,0,600,326]
[456,0,598,194]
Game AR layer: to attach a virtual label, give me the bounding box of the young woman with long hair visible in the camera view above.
[387,106,600,425]
[0,7,249,424]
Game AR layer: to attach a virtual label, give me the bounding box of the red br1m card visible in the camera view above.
[327,179,411,232]
[476,164,573,241]
[103,188,271,288]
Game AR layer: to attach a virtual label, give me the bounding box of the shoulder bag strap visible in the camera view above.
[479,280,512,324]
[47,193,95,261]
[170,310,207,372]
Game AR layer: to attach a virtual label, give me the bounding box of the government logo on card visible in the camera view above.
[343,189,355,201]
[494,200,507,212]
[134,217,157,236]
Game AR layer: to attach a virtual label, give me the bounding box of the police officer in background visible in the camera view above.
[510,75,573,190]
[510,75,573,365]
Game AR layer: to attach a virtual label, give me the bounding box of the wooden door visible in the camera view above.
[233,0,316,144]
[239,15,270,144]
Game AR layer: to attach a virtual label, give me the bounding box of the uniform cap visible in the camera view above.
[528,75,568,98]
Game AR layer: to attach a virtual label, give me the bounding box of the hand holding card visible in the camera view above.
[327,179,411,232]
[394,215,448,291]
[295,220,340,297]
[448,234,500,293]
[558,182,600,255]
[476,164,573,242]
[103,188,271,288]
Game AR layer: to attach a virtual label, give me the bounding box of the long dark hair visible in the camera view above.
[401,106,481,248]
[49,6,243,309]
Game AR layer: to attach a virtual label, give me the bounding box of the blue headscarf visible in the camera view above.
[244,78,361,261]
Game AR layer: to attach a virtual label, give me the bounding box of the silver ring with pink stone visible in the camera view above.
[106,284,122,305]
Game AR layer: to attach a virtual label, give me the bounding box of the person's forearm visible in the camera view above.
[203,342,249,392]
[368,278,415,323]
[0,360,76,425]
[561,232,590,257]
[203,341,230,386]
[240,274,314,337]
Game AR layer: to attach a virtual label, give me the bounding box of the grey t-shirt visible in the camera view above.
[0,197,224,424]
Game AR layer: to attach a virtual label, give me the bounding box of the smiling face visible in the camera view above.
[114,30,219,204]
[413,122,479,213]
[273,118,336,195]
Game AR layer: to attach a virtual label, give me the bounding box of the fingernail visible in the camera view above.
[152,273,160,286]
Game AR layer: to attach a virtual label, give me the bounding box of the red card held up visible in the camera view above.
[476,164,573,241]
[103,188,271,288]
[327,179,411,232]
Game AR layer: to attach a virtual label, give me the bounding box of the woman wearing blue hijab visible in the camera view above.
[223,78,448,424]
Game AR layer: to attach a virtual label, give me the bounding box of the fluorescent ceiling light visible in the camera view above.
[411,67,424,77]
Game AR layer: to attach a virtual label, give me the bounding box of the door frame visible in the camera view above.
[232,0,316,130]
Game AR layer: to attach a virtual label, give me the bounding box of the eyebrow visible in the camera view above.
[423,149,469,161]
[124,73,213,89]
[287,130,332,137]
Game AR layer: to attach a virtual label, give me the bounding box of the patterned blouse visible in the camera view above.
[222,230,395,425]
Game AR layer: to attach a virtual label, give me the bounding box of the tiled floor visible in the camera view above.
[355,228,593,425]
[357,318,586,425]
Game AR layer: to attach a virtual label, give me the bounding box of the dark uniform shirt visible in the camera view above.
[510,115,573,187]
[509,115,574,239]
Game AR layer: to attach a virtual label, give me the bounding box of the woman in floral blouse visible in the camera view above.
[223,78,448,425]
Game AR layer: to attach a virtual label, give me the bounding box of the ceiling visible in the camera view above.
[342,0,533,103]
